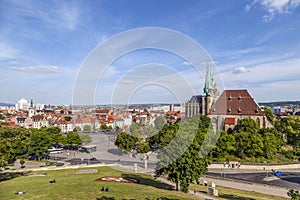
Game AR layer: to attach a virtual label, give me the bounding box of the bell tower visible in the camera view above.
[28,99,35,118]
[202,64,219,115]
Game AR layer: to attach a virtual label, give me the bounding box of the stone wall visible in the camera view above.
[209,163,300,170]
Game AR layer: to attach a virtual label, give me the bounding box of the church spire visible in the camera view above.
[204,64,212,96]
[30,99,33,108]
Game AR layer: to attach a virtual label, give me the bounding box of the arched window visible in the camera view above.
[227,128,233,134]
[256,117,260,127]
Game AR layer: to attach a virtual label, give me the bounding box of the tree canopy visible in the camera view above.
[155,115,210,192]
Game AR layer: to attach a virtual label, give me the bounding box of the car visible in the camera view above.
[273,170,283,176]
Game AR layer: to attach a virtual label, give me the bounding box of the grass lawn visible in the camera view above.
[189,183,289,200]
[0,166,290,200]
[0,166,200,200]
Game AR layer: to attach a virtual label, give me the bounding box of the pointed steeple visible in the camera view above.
[204,64,212,96]
[30,99,33,108]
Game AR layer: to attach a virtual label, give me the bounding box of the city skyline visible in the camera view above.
[1,0,300,105]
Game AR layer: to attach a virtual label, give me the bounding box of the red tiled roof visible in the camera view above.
[225,117,235,125]
[210,90,264,116]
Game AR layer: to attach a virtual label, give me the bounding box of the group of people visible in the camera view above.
[49,179,56,183]
[101,186,109,192]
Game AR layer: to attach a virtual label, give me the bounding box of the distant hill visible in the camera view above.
[0,102,13,107]
[259,101,300,108]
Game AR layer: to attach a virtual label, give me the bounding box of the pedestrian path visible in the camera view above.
[199,176,289,198]
[157,177,217,200]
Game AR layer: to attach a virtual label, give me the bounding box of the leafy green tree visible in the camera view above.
[20,159,25,168]
[234,131,264,158]
[79,133,92,145]
[237,118,259,133]
[154,116,165,130]
[114,132,138,152]
[28,129,52,160]
[44,126,64,145]
[149,123,179,149]
[100,124,108,130]
[136,142,151,153]
[211,130,235,160]
[0,125,31,168]
[64,116,72,121]
[83,125,91,132]
[73,126,81,132]
[264,107,274,125]
[130,122,157,140]
[65,132,82,146]
[259,128,284,159]
[275,116,300,147]
[233,119,264,158]
[288,189,300,200]
[155,115,210,192]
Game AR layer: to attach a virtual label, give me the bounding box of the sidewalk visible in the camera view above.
[157,177,217,200]
[199,176,289,198]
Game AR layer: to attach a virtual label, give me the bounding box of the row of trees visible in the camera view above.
[114,114,300,193]
[0,125,91,169]
[211,118,285,161]
[73,124,115,132]
[115,115,211,192]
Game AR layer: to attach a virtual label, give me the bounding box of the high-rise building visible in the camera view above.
[15,98,29,111]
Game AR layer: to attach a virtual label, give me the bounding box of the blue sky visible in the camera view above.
[0,0,300,105]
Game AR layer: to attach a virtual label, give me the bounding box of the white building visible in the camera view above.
[15,98,29,111]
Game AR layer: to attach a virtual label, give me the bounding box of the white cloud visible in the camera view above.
[221,58,300,93]
[232,66,250,74]
[12,1,81,30]
[245,0,300,21]
[0,42,19,60]
[182,61,192,65]
[11,65,61,73]
[9,61,20,65]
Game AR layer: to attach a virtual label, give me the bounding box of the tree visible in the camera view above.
[234,131,264,158]
[155,115,210,192]
[237,118,259,133]
[65,132,82,146]
[100,124,108,130]
[288,189,300,200]
[44,126,64,145]
[136,142,150,153]
[130,122,157,140]
[259,128,284,159]
[64,116,72,121]
[73,126,81,132]
[114,132,138,152]
[83,125,91,132]
[264,107,274,125]
[276,116,300,147]
[211,130,236,160]
[154,116,165,130]
[28,128,52,160]
[79,133,92,145]
[0,125,31,168]
[20,159,25,168]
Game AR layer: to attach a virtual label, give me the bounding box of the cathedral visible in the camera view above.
[185,66,272,133]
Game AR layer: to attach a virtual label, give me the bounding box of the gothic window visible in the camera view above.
[256,117,260,127]
[227,128,233,134]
